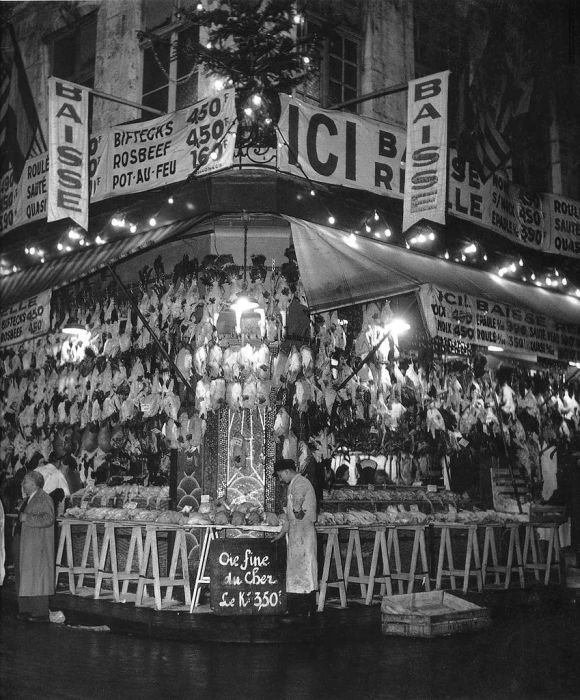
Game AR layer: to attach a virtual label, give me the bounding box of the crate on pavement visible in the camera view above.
[381,591,490,638]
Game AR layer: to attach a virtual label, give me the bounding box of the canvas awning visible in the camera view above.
[0,219,198,309]
[286,216,580,327]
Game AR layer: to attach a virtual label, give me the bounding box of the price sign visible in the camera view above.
[209,538,287,616]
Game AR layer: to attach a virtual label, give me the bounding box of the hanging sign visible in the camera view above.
[209,538,287,615]
[277,94,406,199]
[447,155,546,253]
[418,284,580,361]
[543,193,580,258]
[0,289,52,347]
[47,78,89,231]
[91,89,236,201]
[0,153,49,236]
[403,70,449,232]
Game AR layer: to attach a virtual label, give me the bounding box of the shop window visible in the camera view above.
[141,0,199,115]
[48,10,97,88]
[296,20,361,112]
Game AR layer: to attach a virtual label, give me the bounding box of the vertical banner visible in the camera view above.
[47,77,89,231]
[403,70,450,232]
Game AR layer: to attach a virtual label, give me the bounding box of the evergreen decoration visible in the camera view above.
[178,0,327,147]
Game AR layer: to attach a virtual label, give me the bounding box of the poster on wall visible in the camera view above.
[277,94,406,200]
[543,193,580,258]
[0,289,52,347]
[403,70,449,232]
[91,88,237,201]
[47,78,89,231]
[418,283,580,362]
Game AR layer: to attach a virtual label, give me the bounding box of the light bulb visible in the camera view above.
[531,273,536,280]
[384,228,391,237]
[429,232,436,240]
[293,13,302,24]
[328,215,335,225]
[29,246,35,255]
[365,224,371,233]
[310,189,315,196]
[509,263,516,273]
[244,107,253,117]
[562,277,568,286]
[483,254,488,261]
[519,258,524,266]
[196,2,203,9]
[444,251,449,259]
[210,151,218,160]
[251,94,262,107]
[168,196,174,204]
[130,224,137,233]
[461,254,466,261]
[303,56,310,64]
[149,217,156,227]
[374,211,379,221]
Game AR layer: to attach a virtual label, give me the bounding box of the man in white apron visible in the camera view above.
[272,459,318,618]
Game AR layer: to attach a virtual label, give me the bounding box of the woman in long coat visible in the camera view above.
[16,471,55,621]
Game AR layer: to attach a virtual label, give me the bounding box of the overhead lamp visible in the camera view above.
[62,324,91,342]
[386,318,411,335]
[230,216,259,332]
[464,243,477,254]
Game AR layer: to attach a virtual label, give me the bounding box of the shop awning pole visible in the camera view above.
[106,263,196,394]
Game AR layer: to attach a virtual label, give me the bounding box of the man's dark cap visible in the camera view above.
[274,459,296,472]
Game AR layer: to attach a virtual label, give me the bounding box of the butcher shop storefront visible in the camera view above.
[2,207,579,620]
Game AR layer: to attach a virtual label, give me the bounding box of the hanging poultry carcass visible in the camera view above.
[273,406,291,438]
[195,304,215,346]
[175,345,194,383]
[286,346,302,383]
[252,343,271,380]
[209,377,226,411]
[300,345,313,378]
[238,343,255,375]
[222,346,241,382]
[193,343,207,377]
[242,373,258,410]
[271,350,288,388]
[207,343,223,379]
[256,378,272,405]
[226,380,243,412]
[293,377,313,413]
[195,376,211,418]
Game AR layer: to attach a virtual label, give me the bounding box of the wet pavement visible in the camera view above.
[2,599,580,700]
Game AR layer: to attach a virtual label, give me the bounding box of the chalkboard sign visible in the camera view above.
[209,538,287,615]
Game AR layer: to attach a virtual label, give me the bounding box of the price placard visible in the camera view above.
[209,538,287,616]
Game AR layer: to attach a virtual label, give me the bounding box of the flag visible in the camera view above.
[455,2,535,182]
[0,24,46,179]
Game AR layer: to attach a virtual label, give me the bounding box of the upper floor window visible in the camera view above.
[140,0,199,115]
[48,10,97,87]
[296,20,361,112]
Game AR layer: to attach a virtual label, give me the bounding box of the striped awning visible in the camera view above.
[0,219,196,309]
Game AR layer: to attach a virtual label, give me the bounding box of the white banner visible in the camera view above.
[47,78,89,231]
[543,193,580,258]
[91,89,236,201]
[447,155,547,253]
[418,284,580,362]
[0,289,52,347]
[403,71,449,232]
[277,94,406,199]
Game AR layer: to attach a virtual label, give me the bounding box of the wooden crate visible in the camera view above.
[381,591,490,638]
